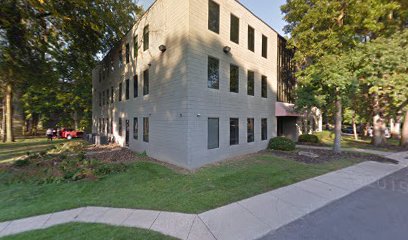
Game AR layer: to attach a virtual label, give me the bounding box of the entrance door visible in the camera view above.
[125,119,129,147]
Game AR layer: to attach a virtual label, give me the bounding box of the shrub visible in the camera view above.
[13,159,30,167]
[298,134,319,144]
[268,137,296,151]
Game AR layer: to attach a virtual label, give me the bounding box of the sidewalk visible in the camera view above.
[1,151,407,240]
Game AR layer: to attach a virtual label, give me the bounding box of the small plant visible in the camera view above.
[13,159,31,167]
[268,137,296,151]
[137,151,148,157]
[298,134,319,144]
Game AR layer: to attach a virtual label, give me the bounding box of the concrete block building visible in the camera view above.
[92,0,297,169]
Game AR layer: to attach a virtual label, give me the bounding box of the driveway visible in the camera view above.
[260,167,408,240]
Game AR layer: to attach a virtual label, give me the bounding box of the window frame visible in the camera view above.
[261,75,268,98]
[143,69,149,96]
[247,118,254,143]
[208,0,220,34]
[230,64,239,93]
[247,70,254,96]
[248,25,255,52]
[262,35,268,58]
[125,79,130,100]
[143,117,149,142]
[208,118,219,149]
[133,117,138,140]
[119,82,123,102]
[134,75,138,98]
[134,35,138,58]
[118,118,123,137]
[125,43,130,64]
[230,14,240,44]
[208,56,219,89]
[261,118,268,141]
[143,25,149,51]
[230,118,239,146]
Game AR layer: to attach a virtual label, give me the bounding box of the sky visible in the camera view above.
[137,0,288,36]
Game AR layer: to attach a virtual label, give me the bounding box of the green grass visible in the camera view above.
[0,138,67,163]
[0,223,176,240]
[314,131,400,151]
[0,152,364,222]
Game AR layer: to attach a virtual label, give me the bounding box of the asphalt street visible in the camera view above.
[260,167,408,240]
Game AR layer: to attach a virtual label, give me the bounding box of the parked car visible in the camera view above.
[60,128,84,140]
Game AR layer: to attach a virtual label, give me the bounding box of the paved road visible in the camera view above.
[260,167,408,240]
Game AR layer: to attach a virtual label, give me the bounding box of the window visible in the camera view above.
[230,118,239,145]
[133,117,138,140]
[134,35,138,58]
[262,35,268,58]
[208,56,219,89]
[118,118,123,136]
[247,118,254,142]
[99,92,101,107]
[143,69,149,95]
[230,14,239,44]
[208,118,219,149]
[261,76,267,98]
[143,117,149,142]
[134,75,138,98]
[118,49,123,67]
[247,71,254,96]
[143,25,149,51]
[119,82,123,101]
[261,118,267,140]
[248,26,255,51]
[125,79,129,100]
[111,86,114,103]
[125,43,130,64]
[230,64,239,93]
[208,0,220,33]
[278,36,296,103]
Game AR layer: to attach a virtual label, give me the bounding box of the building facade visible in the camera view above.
[92,0,297,169]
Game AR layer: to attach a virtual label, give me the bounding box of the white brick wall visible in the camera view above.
[92,0,281,169]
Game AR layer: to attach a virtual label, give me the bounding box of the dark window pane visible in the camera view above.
[208,118,219,149]
[262,35,268,58]
[208,0,220,33]
[277,36,296,103]
[262,75,267,98]
[119,118,123,136]
[134,35,138,58]
[247,71,254,96]
[125,79,129,100]
[143,69,149,95]
[125,43,130,64]
[143,117,149,142]
[247,118,254,142]
[248,26,255,51]
[230,118,239,145]
[118,49,123,68]
[230,64,239,93]
[134,75,138,98]
[208,57,219,89]
[143,25,149,51]
[230,14,240,44]
[119,82,122,101]
[261,118,268,140]
[133,117,138,140]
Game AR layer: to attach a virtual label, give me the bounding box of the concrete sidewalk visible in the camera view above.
[1,151,407,240]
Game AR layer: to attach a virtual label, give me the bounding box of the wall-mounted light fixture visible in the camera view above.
[223,46,231,54]
[159,45,167,53]
[197,114,201,117]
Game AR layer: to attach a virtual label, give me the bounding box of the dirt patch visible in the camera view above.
[267,149,398,164]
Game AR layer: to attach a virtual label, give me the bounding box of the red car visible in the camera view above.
[60,128,84,140]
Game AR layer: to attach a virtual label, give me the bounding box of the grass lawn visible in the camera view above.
[0,138,67,163]
[0,223,176,240]
[315,130,401,151]
[0,150,365,222]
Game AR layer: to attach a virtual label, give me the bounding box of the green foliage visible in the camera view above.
[268,137,296,151]
[13,159,30,167]
[298,134,320,144]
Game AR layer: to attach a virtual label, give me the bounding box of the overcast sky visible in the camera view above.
[136,0,288,36]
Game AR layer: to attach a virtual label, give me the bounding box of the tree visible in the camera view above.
[0,0,143,141]
[281,0,407,152]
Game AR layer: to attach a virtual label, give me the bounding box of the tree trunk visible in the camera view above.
[401,111,408,148]
[333,93,342,153]
[352,111,358,140]
[5,83,14,142]
[1,96,6,142]
[373,114,386,146]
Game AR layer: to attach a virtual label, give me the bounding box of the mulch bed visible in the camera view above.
[268,149,398,164]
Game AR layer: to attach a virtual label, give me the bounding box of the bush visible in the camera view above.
[268,137,296,151]
[13,159,30,167]
[298,134,319,144]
